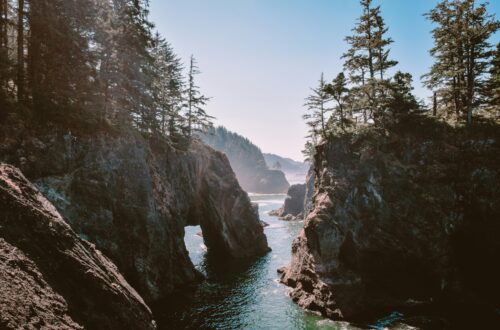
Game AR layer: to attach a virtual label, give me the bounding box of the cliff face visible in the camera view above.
[0,164,156,329]
[281,117,500,322]
[201,126,290,193]
[0,124,269,304]
[270,166,316,221]
[270,184,307,221]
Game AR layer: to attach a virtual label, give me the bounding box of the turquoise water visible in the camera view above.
[152,194,499,329]
[154,193,357,329]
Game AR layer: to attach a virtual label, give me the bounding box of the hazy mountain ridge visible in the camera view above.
[200,127,290,193]
[263,153,310,185]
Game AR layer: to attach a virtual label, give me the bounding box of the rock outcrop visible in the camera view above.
[270,169,315,221]
[281,116,500,324]
[303,166,315,218]
[0,124,269,304]
[270,184,306,221]
[0,164,156,329]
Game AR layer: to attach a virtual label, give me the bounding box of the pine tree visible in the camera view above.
[325,72,349,130]
[0,0,11,101]
[385,71,420,118]
[27,0,97,121]
[16,0,24,102]
[486,43,499,110]
[343,0,397,124]
[303,73,333,140]
[423,0,499,124]
[373,9,398,81]
[150,32,185,137]
[185,55,213,137]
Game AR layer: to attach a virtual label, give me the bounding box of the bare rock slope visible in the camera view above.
[0,164,156,329]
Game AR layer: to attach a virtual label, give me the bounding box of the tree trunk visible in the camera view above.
[0,0,3,48]
[433,91,437,117]
[17,0,24,102]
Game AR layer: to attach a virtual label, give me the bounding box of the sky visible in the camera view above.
[149,0,500,161]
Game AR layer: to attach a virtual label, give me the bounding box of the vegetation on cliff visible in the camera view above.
[0,0,213,144]
[302,0,498,162]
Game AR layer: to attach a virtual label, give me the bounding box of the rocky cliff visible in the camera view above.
[270,184,306,221]
[270,167,315,221]
[0,124,269,304]
[0,164,156,329]
[281,116,500,326]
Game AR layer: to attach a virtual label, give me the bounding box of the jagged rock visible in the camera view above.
[303,166,315,218]
[281,116,500,323]
[0,164,156,329]
[270,184,307,221]
[0,125,269,304]
[283,184,307,216]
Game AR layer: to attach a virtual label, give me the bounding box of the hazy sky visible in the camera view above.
[149,0,499,160]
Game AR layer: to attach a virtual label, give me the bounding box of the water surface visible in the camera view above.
[154,193,353,329]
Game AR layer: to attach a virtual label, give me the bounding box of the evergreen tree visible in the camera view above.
[385,71,420,118]
[325,72,350,130]
[0,0,11,102]
[343,0,397,124]
[303,73,333,140]
[423,0,499,124]
[185,55,213,137]
[150,32,185,137]
[27,0,97,121]
[486,43,499,110]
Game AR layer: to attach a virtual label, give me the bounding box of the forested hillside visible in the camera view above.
[201,126,290,193]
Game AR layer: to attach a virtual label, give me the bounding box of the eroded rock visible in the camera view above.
[0,164,156,329]
[281,116,500,323]
[0,125,269,304]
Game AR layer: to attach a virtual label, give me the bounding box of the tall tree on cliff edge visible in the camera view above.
[150,32,185,137]
[185,55,212,137]
[325,72,350,131]
[486,43,500,112]
[0,0,11,102]
[342,0,397,124]
[423,0,499,124]
[303,73,333,141]
[107,0,155,130]
[27,0,97,122]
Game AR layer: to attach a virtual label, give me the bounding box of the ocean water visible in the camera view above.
[152,194,461,329]
[153,193,359,330]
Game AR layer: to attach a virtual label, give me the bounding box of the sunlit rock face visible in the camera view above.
[0,164,156,329]
[0,125,269,304]
[281,116,500,322]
